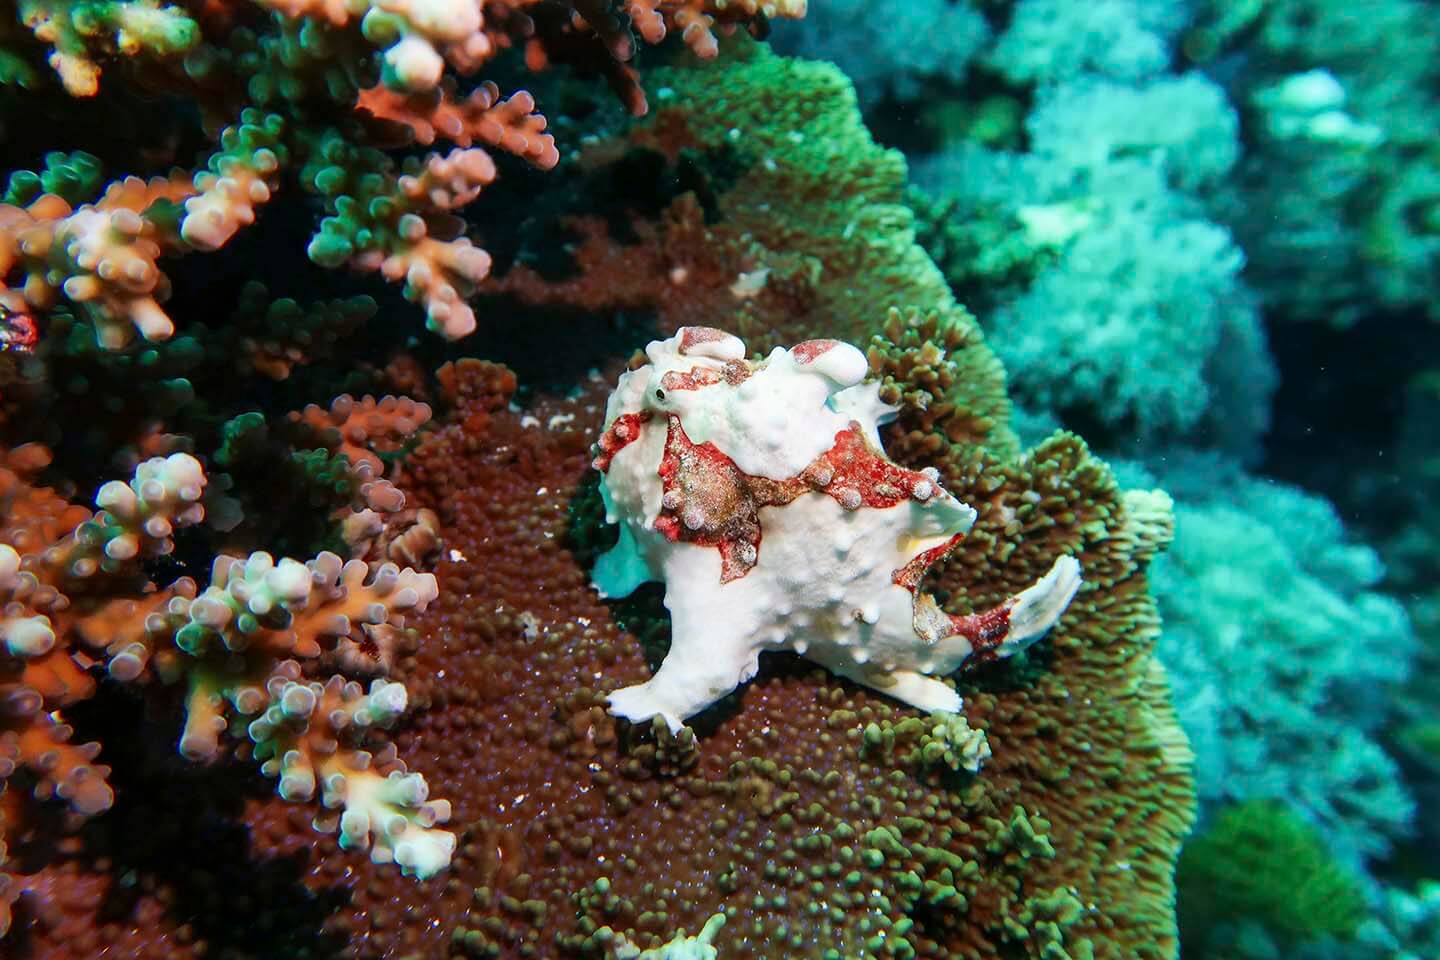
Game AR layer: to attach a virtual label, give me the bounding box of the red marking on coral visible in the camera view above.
[677,326,733,355]
[811,427,929,511]
[1,308,38,354]
[790,339,840,364]
[951,604,1015,668]
[592,412,651,472]
[660,366,723,392]
[892,534,965,592]
[650,418,946,584]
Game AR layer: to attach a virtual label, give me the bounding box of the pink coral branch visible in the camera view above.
[357,81,560,169]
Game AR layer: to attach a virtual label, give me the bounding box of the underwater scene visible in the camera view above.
[0,1,1436,958]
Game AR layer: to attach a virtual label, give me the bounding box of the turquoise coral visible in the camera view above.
[891,3,1275,456]
[1137,456,1416,870]
[1187,0,1440,323]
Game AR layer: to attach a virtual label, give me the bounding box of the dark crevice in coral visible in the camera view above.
[458,298,658,398]
[477,141,742,286]
[17,688,349,959]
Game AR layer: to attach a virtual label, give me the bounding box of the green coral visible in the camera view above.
[17,0,198,93]
[212,415,379,557]
[610,913,726,960]
[857,711,991,774]
[984,805,1057,861]
[1187,0,1440,322]
[225,280,376,381]
[3,279,379,484]
[907,189,1057,319]
[179,109,289,250]
[1177,800,1368,951]
[866,304,1014,470]
[3,150,104,206]
[301,130,399,268]
[0,45,37,86]
[1003,886,1094,960]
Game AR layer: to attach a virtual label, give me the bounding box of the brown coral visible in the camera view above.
[0,36,1191,960]
[291,394,434,475]
[357,80,560,169]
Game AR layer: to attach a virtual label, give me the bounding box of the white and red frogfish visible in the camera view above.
[592,327,1081,732]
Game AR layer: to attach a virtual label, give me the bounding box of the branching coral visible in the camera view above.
[0,442,448,933]
[0,0,801,348]
[290,393,433,475]
[0,173,195,348]
[16,0,199,94]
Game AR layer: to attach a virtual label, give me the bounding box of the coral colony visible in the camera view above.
[0,3,1208,958]
[0,449,453,883]
[0,0,807,345]
[593,328,1081,730]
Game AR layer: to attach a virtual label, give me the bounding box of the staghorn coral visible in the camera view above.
[0,172,196,348]
[0,0,798,348]
[0,282,385,487]
[252,1,805,90]
[290,393,434,475]
[357,80,561,166]
[227,280,378,382]
[0,444,449,934]
[16,0,199,95]
[208,395,436,567]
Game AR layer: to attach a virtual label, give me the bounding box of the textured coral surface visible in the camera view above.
[0,31,1193,960]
